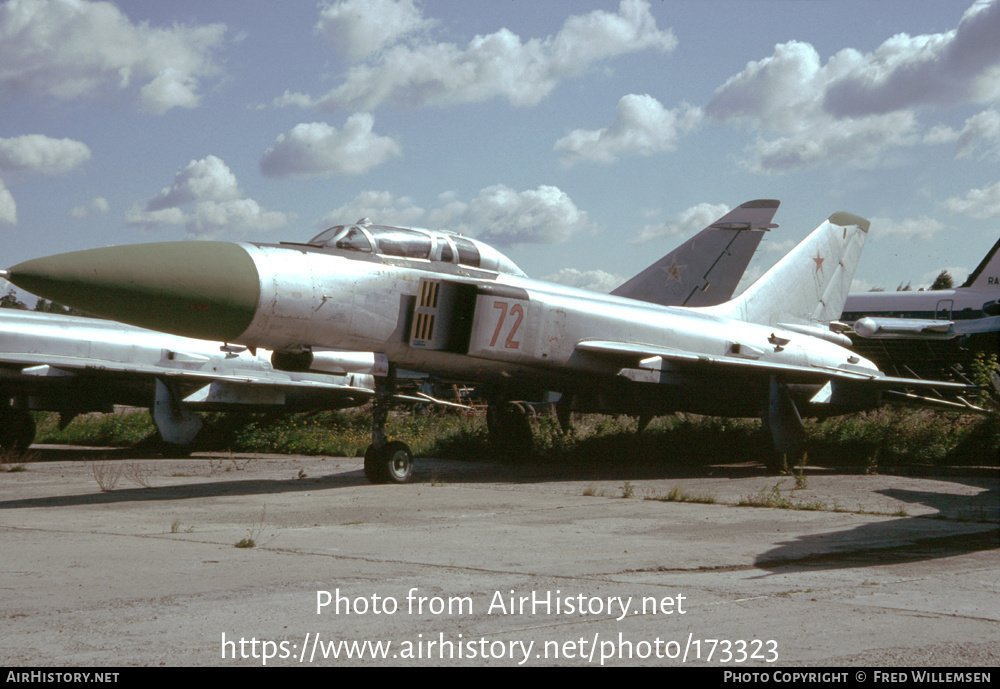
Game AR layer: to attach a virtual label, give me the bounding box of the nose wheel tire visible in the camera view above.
[364,441,414,484]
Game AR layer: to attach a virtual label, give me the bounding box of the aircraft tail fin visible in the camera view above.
[702,211,870,327]
[611,199,779,307]
[960,236,1000,290]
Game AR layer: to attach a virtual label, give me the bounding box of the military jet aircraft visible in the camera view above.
[0,200,774,455]
[0,309,375,453]
[4,207,969,482]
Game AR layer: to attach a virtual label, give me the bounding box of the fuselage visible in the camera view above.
[841,288,1000,323]
[5,221,883,419]
[234,240,878,416]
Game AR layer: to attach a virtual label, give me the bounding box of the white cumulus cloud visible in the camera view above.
[280,0,676,111]
[318,185,595,247]
[0,133,91,226]
[316,0,434,62]
[184,199,289,238]
[0,0,227,114]
[822,0,1000,117]
[629,202,731,245]
[318,190,427,229]
[925,109,1000,158]
[944,180,1000,218]
[260,115,401,178]
[69,196,109,219]
[127,156,293,239]
[143,155,241,212]
[555,95,702,166]
[705,1,1000,174]
[0,180,17,225]
[868,215,946,241]
[451,184,595,246]
[707,40,920,173]
[0,134,91,175]
[541,268,626,294]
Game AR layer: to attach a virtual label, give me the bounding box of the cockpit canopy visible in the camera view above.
[307,219,525,277]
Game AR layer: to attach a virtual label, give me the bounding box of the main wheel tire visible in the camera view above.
[488,401,534,460]
[363,441,414,484]
[380,441,414,484]
[760,450,789,474]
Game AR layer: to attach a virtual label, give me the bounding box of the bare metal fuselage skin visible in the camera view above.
[235,242,879,418]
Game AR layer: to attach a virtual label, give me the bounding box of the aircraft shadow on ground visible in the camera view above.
[0,472,375,510]
[753,476,998,573]
[0,451,743,510]
[754,522,998,574]
[3,447,995,575]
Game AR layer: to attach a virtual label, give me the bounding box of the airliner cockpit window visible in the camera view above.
[370,227,432,259]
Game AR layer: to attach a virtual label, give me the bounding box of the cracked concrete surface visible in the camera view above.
[1,447,996,666]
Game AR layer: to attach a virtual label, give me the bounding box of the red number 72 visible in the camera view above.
[489,301,523,349]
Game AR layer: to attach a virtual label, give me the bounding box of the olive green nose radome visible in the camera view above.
[7,242,261,342]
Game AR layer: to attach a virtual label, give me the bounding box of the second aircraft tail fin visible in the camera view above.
[960,236,1000,291]
[612,199,779,308]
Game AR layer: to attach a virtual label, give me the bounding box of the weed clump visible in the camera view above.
[645,485,717,504]
[739,482,828,511]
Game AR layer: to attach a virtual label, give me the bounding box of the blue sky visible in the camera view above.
[3,0,1000,302]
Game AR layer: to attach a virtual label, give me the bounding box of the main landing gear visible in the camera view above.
[486,398,535,457]
[363,366,414,484]
[759,377,806,473]
[0,406,35,453]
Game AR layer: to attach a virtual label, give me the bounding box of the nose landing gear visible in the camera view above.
[363,365,414,484]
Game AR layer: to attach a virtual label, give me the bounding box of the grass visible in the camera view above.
[89,458,155,490]
[35,410,156,447]
[24,404,1000,470]
[170,519,194,534]
[90,458,124,491]
[234,506,268,549]
[736,481,913,516]
[644,484,717,504]
[738,482,830,511]
[122,461,153,488]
